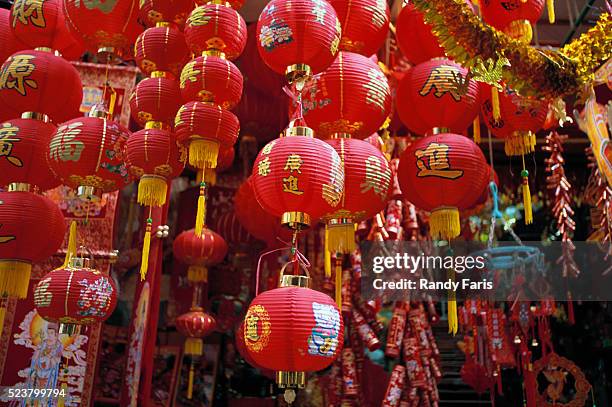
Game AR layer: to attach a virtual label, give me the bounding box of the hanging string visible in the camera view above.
[255,243,311,296]
[521,154,533,225]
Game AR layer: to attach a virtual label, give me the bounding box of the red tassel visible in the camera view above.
[567,300,575,325]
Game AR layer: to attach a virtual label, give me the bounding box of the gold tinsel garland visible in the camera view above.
[411,0,611,99]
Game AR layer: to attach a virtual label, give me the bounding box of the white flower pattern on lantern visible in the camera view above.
[259,19,293,51]
[307,302,341,358]
[76,277,114,318]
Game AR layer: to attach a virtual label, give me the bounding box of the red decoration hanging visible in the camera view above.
[134,25,189,77]
[395,3,445,64]
[396,58,482,136]
[0,49,82,123]
[176,306,217,352]
[173,227,228,284]
[212,211,255,248]
[397,133,489,239]
[301,51,391,139]
[195,0,244,9]
[480,0,546,42]
[138,0,194,28]
[129,75,182,128]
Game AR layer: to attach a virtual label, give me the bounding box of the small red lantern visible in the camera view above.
[395,3,445,64]
[173,227,228,284]
[129,76,182,128]
[256,0,342,81]
[212,212,255,248]
[34,256,117,332]
[134,25,189,77]
[301,51,391,139]
[184,3,247,60]
[0,49,82,123]
[251,127,345,229]
[179,54,243,110]
[138,0,194,28]
[480,0,548,42]
[397,133,488,239]
[329,0,389,56]
[0,190,65,299]
[195,0,244,8]
[0,117,59,191]
[47,109,131,196]
[396,58,481,136]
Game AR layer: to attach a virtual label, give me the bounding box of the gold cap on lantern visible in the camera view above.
[281,211,311,229]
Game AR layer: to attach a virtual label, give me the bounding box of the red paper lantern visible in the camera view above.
[329,0,389,56]
[480,0,545,42]
[397,133,488,239]
[395,3,445,64]
[173,227,228,283]
[184,3,247,60]
[195,0,244,9]
[47,111,131,194]
[234,85,288,143]
[396,58,481,136]
[0,117,59,191]
[213,212,256,248]
[34,258,117,326]
[63,0,143,59]
[235,320,276,378]
[179,54,243,110]
[0,50,82,123]
[134,25,189,77]
[174,101,240,170]
[138,0,194,28]
[256,0,342,81]
[0,190,65,298]
[1,8,26,64]
[301,51,391,139]
[251,127,345,229]
[125,128,186,207]
[176,307,217,340]
[129,76,182,128]
[217,147,235,172]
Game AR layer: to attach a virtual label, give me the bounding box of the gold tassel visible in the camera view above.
[189,138,219,169]
[0,305,5,338]
[429,207,461,240]
[187,362,195,399]
[203,168,217,185]
[62,221,78,268]
[491,87,501,121]
[505,131,536,156]
[448,299,458,335]
[137,175,167,207]
[195,182,206,236]
[521,167,533,225]
[505,20,533,43]
[324,225,331,278]
[187,265,208,284]
[57,382,68,407]
[140,217,153,281]
[0,261,31,299]
[327,222,356,253]
[185,337,204,355]
[547,0,555,24]
[335,257,342,309]
[473,117,481,143]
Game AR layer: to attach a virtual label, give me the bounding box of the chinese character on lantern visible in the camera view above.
[419,65,468,102]
[0,122,23,167]
[0,55,38,96]
[11,0,46,28]
[415,142,463,179]
[48,122,85,162]
[360,156,389,198]
[258,157,271,177]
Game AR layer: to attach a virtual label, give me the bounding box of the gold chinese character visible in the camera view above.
[11,0,46,28]
[174,104,187,127]
[261,140,276,155]
[283,154,303,173]
[73,0,119,14]
[0,122,23,167]
[419,65,468,102]
[257,157,271,177]
[360,156,391,198]
[415,142,463,179]
[364,68,388,111]
[0,54,38,96]
[282,175,304,195]
[0,224,16,244]
[187,8,211,26]
[49,122,85,162]
[179,60,201,89]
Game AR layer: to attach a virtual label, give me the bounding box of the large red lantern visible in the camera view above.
[395,3,445,64]
[0,117,59,191]
[196,0,244,9]
[134,25,189,77]
[235,320,276,378]
[244,272,344,400]
[47,109,130,196]
[480,0,548,42]
[129,75,182,128]
[0,49,82,123]
[173,227,228,284]
[1,9,25,64]
[184,3,247,60]
[398,133,488,239]
[34,256,117,332]
[138,0,194,28]
[0,191,65,298]
[396,58,481,136]
[301,51,391,139]
[251,127,345,229]
[256,0,342,81]
[329,0,389,57]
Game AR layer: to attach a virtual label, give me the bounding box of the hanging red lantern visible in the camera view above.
[179,54,243,110]
[195,0,244,8]
[184,3,247,60]
[397,133,488,239]
[0,117,59,191]
[134,25,189,78]
[328,0,389,57]
[256,0,342,82]
[0,49,82,123]
[63,0,143,60]
[233,85,288,143]
[173,227,228,284]
[47,108,131,196]
[138,0,194,28]
[301,51,391,139]
[251,127,345,229]
[129,75,182,128]
[395,3,445,64]
[396,58,482,136]
[235,320,276,378]
[480,0,549,43]
[34,256,117,330]
[212,212,256,249]
[1,8,25,64]
[0,190,65,299]
[200,146,235,185]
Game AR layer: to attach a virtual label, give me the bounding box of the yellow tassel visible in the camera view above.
[505,131,536,156]
[0,306,6,338]
[185,337,204,356]
[187,265,208,284]
[187,363,195,399]
[473,117,481,143]
[327,222,356,254]
[491,87,501,122]
[547,0,555,24]
[62,220,78,268]
[0,261,31,299]
[324,226,331,278]
[195,182,206,236]
[429,207,461,240]
[57,382,68,407]
[137,175,167,207]
[504,20,533,43]
[189,138,219,169]
[448,299,458,335]
[521,168,533,225]
[335,258,342,309]
[140,218,152,281]
[203,168,217,185]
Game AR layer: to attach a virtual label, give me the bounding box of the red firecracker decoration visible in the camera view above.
[0,191,65,298]
[395,3,445,64]
[301,51,391,139]
[0,49,82,123]
[173,227,228,285]
[138,0,194,28]
[480,0,552,43]
[382,365,406,407]
[398,133,489,240]
[396,58,481,136]
[184,3,247,60]
[329,0,389,56]
[256,0,342,82]
[134,25,189,77]
[129,75,182,128]
[251,127,345,229]
[0,117,59,191]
